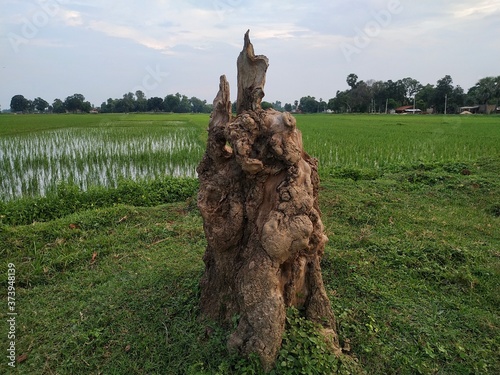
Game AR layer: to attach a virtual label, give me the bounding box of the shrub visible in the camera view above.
[0,177,199,225]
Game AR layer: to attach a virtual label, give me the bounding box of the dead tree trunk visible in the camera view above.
[197,30,338,371]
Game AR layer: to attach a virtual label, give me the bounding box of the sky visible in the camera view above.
[1,0,499,110]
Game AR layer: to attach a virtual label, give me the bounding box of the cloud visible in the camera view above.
[251,25,309,40]
[26,38,73,49]
[451,0,500,19]
[1,0,498,110]
[53,3,236,54]
[57,9,84,27]
[87,20,174,52]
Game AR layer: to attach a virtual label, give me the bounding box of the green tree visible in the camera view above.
[448,85,465,113]
[272,101,283,111]
[147,97,163,112]
[318,98,326,112]
[52,98,66,113]
[496,76,500,99]
[100,98,115,113]
[176,94,191,113]
[384,80,406,107]
[261,101,273,110]
[163,94,180,112]
[415,84,435,111]
[135,90,147,112]
[346,73,358,89]
[114,99,129,113]
[327,97,337,112]
[64,94,90,113]
[298,96,319,113]
[190,97,208,113]
[33,97,49,112]
[371,80,387,112]
[328,90,351,113]
[135,90,145,101]
[467,76,500,105]
[10,95,29,112]
[401,77,422,104]
[350,81,372,112]
[120,92,135,113]
[432,75,454,113]
[387,98,399,110]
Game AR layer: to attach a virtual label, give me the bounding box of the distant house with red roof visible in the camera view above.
[395,105,422,114]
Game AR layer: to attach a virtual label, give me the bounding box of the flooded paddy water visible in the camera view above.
[0,122,203,200]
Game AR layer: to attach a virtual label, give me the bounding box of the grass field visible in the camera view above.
[296,113,500,170]
[0,113,499,374]
[1,113,499,200]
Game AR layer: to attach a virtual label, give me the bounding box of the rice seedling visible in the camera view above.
[0,116,205,200]
[0,113,498,200]
[296,114,500,172]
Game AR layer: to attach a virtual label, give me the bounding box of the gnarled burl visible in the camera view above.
[197,31,338,371]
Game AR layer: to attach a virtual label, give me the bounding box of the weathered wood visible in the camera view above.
[197,31,338,371]
[236,30,269,114]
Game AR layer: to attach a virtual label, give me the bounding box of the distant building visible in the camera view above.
[395,105,422,114]
[460,106,480,114]
[460,105,496,114]
[395,105,412,113]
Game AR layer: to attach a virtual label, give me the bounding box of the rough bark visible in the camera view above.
[197,31,338,371]
[236,30,269,114]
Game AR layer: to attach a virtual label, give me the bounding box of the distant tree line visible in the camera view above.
[100,91,213,114]
[292,74,500,114]
[8,75,499,114]
[10,94,93,114]
[8,91,213,114]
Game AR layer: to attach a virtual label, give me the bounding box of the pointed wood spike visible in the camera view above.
[236,30,269,114]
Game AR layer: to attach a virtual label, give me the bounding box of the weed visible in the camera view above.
[0,177,198,225]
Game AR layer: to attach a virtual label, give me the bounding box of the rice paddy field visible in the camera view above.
[0,114,205,201]
[0,113,498,200]
[1,112,499,374]
[298,113,499,170]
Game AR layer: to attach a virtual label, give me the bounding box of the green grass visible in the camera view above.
[0,177,199,226]
[1,113,499,374]
[296,113,500,171]
[1,113,499,200]
[320,158,500,374]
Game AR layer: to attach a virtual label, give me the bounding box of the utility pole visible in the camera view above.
[444,94,448,115]
[385,98,388,114]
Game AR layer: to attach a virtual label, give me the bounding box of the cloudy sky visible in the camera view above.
[1,0,499,110]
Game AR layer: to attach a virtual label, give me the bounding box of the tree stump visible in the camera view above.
[197,30,338,371]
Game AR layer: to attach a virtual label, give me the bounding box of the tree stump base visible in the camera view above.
[197,31,338,371]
